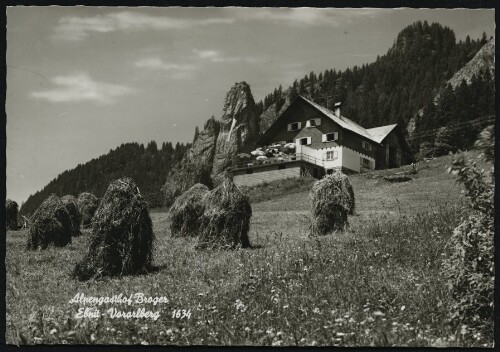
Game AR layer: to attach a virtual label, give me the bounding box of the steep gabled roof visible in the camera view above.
[299,96,380,144]
[366,124,398,143]
[259,95,402,146]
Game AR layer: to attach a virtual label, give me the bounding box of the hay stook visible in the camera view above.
[196,178,252,250]
[77,192,99,228]
[26,194,72,250]
[73,177,154,281]
[309,171,354,236]
[169,183,209,237]
[6,199,19,230]
[61,195,82,236]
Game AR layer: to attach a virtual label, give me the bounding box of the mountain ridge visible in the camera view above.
[18,21,494,214]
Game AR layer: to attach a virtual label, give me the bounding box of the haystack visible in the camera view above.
[196,178,252,250]
[309,171,354,235]
[61,195,81,236]
[338,172,355,215]
[73,177,154,281]
[77,192,99,228]
[26,195,72,250]
[169,183,209,237]
[6,199,19,230]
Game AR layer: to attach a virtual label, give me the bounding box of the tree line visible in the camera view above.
[256,21,492,154]
[20,141,190,215]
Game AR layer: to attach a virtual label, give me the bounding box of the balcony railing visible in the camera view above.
[231,152,326,170]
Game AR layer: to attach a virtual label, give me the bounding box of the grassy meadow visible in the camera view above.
[6,152,490,347]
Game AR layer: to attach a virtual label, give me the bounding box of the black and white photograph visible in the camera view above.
[4,4,496,347]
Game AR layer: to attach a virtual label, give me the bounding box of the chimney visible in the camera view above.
[334,102,342,118]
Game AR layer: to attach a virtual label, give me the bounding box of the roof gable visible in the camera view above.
[299,96,386,144]
[366,124,398,143]
[259,95,403,146]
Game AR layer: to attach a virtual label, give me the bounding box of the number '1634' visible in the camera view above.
[172,309,192,319]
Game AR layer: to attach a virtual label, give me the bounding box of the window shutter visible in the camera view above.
[334,132,339,141]
[322,134,327,142]
[333,151,338,159]
[287,123,292,132]
[297,122,302,129]
[315,118,321,126]
[305,120,310,128]
[307,137,311,145]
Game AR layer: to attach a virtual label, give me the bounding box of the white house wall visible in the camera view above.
[342,146,375,172]
[297,145,343,169]
[297,144,374,172]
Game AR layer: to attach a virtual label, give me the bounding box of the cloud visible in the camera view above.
[52,11,234,41]
[192,49,267,64]
[194,50,219,60]
[31,73,133,104]
[134,57,198,79]
[52,8,389,41]
[231,8,389,27]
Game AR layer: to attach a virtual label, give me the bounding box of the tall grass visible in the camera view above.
[8,201,484,346]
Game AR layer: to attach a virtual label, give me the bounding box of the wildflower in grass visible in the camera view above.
[234,299,247,312]
[141,341,149,345]
[313,307,320,314]
[372,311,385,317]
[49,329,57,335]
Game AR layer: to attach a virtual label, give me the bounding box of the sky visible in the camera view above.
[6,7,495,204]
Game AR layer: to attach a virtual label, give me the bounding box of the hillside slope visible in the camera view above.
[20,141,190,215]
[447,38,494,88]
[8,152,490,346]
[258,21,487,133]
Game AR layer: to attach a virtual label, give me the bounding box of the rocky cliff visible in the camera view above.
[211,82,260,183]
[447,38,494,89]
[162,82,259,205]
[409,38,495,138]
[259,88,296,135]
[161,117,220,206]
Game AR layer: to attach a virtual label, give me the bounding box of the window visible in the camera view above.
[322,132,338,142]
[287,122,301,131]
[326,151,338,160]
[298,137,311,146]
[360,157,371,168]
[306,118,321,128]
[362,140,372,151]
